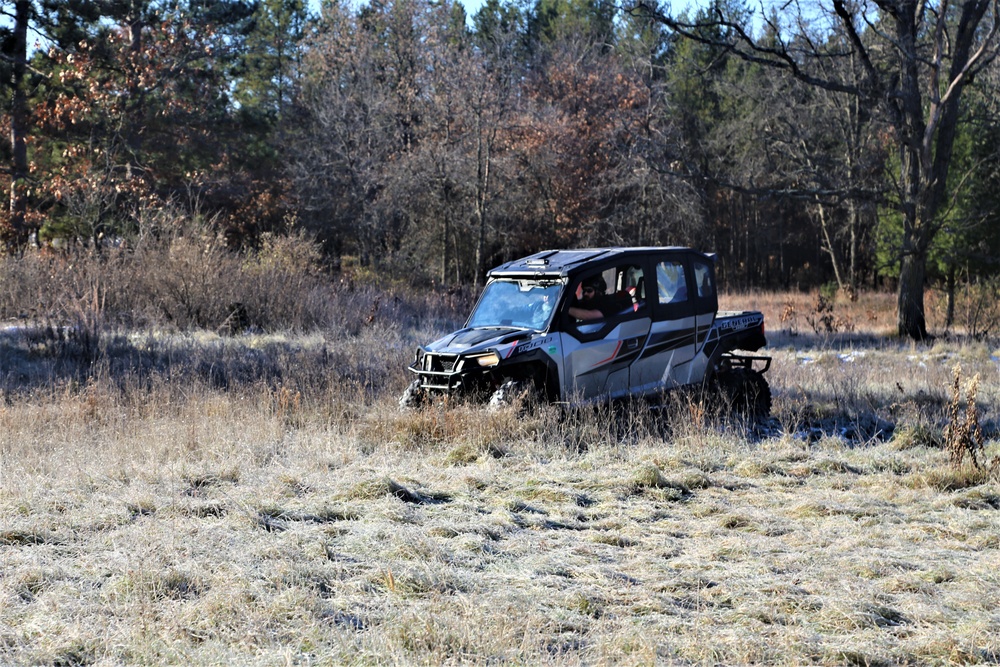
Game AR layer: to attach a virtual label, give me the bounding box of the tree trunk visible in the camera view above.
[846,199,858,294]
[945,264,956,329]
[8,0,30,250]
[816,201,845,292]
[125,11,144,181]
[441,216,450,285]
[473,113,491,289]
[896,251,928,340]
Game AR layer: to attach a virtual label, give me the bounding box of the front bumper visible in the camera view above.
[407,350,497,393]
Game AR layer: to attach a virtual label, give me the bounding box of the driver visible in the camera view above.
[568,275,631,321]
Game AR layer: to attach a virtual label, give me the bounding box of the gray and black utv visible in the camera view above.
[400,247,772,416]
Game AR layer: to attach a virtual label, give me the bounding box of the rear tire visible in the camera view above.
[716,369,771,419]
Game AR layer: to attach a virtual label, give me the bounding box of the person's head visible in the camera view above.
[581,275,606,301]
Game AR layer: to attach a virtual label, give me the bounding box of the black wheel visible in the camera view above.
[399,379,425,410]
[716,369,771,419]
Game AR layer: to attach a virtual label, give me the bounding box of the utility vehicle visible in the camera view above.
[400,247,771,415]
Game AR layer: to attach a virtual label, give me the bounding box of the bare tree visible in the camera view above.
[761,51,884,296]
[293,0,407,262]
[635,0,1000,339]
[598,22,705,246]
[463,17,522,287]
[296,0,526,284]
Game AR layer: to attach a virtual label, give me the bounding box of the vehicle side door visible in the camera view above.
[629,253,698,393]
[556,261,651,402]
[686,254,720,383]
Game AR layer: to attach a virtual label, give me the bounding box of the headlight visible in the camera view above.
[475,353,500,367]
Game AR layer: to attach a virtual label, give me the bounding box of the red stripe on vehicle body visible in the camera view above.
[594,341,623,367]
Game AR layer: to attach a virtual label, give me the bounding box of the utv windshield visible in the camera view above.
[467,279,563,330]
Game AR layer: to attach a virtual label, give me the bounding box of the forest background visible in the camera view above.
[2,0,1000,340]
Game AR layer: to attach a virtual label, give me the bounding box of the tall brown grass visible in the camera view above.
[0,221,473,337]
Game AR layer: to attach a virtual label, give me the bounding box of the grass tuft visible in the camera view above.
[890,423,944,450]
[906,465,994,491]
[0,529,51,546]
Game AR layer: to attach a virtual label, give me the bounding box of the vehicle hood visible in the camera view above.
[424,327,534,354]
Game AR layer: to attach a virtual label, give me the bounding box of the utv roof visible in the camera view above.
[488,247,715,278]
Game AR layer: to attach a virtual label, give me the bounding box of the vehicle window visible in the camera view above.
[620,265,646,306]
[692,259,714,298]
[656,261,688,304]
[467,279,562,329]
[569,265,642,324]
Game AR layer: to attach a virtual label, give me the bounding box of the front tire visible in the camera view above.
[399,378,425,410]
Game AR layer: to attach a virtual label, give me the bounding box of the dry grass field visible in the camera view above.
[2,287,1000,666]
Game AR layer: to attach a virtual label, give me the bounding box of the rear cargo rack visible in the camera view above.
[720,353,772,374]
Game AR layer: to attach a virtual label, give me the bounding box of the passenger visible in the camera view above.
[568,276,631,321]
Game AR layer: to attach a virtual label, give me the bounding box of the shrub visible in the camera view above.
[0,216,359,334]
[945,365,999,478]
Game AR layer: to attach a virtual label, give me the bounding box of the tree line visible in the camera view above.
[2,0,999,339]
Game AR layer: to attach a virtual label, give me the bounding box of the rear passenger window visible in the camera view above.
[656,261,688,304]
[692,259,714,298]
